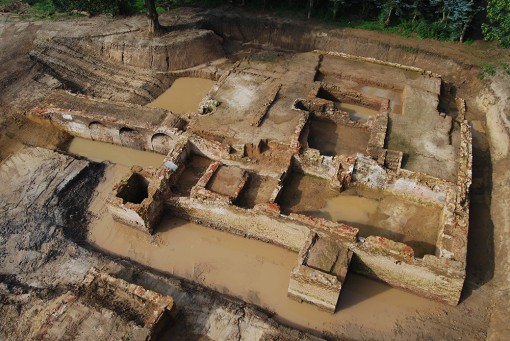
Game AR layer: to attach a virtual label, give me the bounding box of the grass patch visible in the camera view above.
[0,0,90,20]
[502,63,510,76]
[478,62,496,80]
[29,0,55,17]
[336,19,454,42]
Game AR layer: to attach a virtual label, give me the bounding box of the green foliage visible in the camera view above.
[483,0,510,47]
[2,0,508,48]
[353,20,385,31]
[128,0,146,14]
[503,63,510,75]
[0,0,87,19]
[51,0,136,15]
[31,0,55,14]
[478,62,497,79]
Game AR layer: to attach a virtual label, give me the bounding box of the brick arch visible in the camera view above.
[89,121,113,143]
[151,133,174,154]
[119,127,145,150]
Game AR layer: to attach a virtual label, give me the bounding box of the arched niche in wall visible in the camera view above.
[151,133,174,154]
[89,121,113,143]
[119,127,145,150]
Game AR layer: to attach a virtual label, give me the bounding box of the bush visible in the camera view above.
[51,0,136,15]
[415,21,452,40]
[478,62,497,80]
[482,0,510,47]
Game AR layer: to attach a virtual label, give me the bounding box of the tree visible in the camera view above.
[430,0,452,23]
[381,0,408,26]
[410,0,424,22]
[308,0,315,19]
[483,0,510,47]
[145,0,161,35]
[330,0,346,18]
[447,0,480,42]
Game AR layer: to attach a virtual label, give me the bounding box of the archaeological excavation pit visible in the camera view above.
[307,118,371,156]
[115,172,149,205]
[236,173,280,209]
[172,154,213,196]
[10,13,477,339]
[278,172,441,258]
[205,164,247,199]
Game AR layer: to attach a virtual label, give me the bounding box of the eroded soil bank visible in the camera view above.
[0,6,509,341]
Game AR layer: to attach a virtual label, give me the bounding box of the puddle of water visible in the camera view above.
[67,137,165,168]
[88,165,440,334]
[317,195,378,224]
[315,189,439,257]
[147,77,215,114]
[335,102,379,122]
[359,86,402,114]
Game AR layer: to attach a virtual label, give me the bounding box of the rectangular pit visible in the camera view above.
[67,137,166,168]
[206,164,247,198]
[236,173,280,209]
[307,118,370,157]
[278,172,441,257]
[173,154,213,196]
[357,86,402,114]
[316,87,381,122]
[116,172,149,204]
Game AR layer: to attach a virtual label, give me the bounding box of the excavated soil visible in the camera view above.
[1,6,509,341]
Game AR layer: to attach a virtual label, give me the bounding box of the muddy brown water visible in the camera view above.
[279,174,440,257]
[87,165,441,334]
[335,102,379,122]
[317,190,440,257]
[147,77,215,114]
[67,137,165,168]
[359,86,402,114]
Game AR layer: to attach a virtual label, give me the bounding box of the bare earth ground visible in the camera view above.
[1,7,509,340]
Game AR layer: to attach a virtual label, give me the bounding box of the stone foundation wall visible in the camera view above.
[167,197,310,252]
[29,91,184,153]
[351,236,465,305]
[107,167,169,234]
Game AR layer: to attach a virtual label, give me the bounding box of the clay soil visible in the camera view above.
[1,6,509,341]
[308,119,371,156]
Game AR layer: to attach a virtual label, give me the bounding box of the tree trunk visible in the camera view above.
[308,0,313,19]
[441,8,447,23]
[385,7,393,26]
[145,0,161,35]
[333,1,339,18]
[460,16,473,43]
